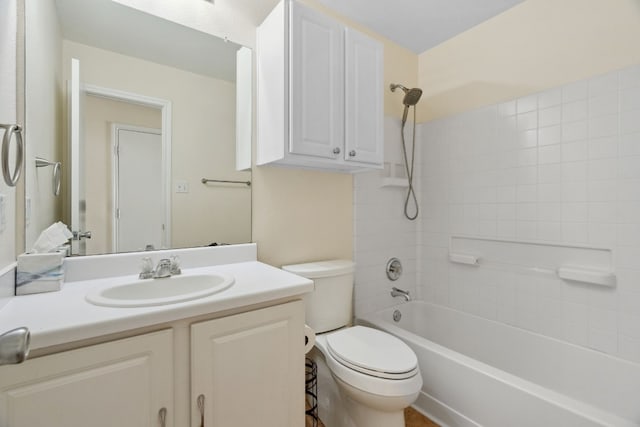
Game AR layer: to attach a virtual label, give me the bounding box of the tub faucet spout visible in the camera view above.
[391,287,411,302]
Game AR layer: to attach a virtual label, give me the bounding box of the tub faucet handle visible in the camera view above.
[391,287,411,302]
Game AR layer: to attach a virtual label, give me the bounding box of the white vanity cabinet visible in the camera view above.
[257,0,384,172]
[0,329,174,427]
[191,301,305,427]
[0,300,305,427]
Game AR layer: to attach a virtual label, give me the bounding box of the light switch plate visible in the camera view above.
[175,180,189,193]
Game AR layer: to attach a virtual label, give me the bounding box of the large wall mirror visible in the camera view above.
[24,0,252,256]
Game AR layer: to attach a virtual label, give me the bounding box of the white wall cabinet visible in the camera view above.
[0,330,174,427]
[191,301,304,427]
[0,300,305,427]
[257,0,384,172]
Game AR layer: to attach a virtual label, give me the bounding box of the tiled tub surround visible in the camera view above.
[353,63,640,365]
[353,117,422,316]
[419,63,640,364]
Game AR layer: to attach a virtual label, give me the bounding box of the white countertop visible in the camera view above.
[0,260,313,350]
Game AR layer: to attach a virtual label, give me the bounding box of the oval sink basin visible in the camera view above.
[86,274,234,308]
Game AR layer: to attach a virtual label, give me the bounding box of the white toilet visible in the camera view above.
[282,260,422,427]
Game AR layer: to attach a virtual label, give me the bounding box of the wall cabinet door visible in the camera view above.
[0,329,174,427]
[289,1,344,160]
[257,0,384,172]
[191,300,305,427]
[344,27,384,166]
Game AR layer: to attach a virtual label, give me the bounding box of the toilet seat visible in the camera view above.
[326,326,418,380]
[315,328,422,398]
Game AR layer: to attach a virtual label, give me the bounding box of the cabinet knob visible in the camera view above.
[332,147,341,155]
[349,150,356,157]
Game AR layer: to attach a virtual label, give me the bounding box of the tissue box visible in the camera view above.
[16,252,65,295]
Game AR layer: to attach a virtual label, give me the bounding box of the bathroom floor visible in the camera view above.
[404,407,440,426]
[307,407,439,427]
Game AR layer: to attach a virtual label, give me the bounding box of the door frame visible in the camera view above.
[84,84,172,251]
[111,123,163,253]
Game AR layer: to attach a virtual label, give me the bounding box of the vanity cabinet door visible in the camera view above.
[0,329,174,427]
[191,300,305,427]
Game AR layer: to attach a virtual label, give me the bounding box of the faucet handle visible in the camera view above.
[170,255,181,275]
[139,257,154,279]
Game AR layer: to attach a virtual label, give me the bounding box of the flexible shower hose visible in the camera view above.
[400,106,419,220]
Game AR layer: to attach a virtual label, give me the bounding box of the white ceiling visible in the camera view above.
[55,0,526,81]
[55,0,242,82]
[315,0,526,54]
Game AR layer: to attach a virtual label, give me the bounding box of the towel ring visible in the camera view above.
[35,157,62,196]
[52,162,61,196]
[1,124,24,187]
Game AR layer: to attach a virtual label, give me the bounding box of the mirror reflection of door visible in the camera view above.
[83,94,164,256]
[113,125,163,253]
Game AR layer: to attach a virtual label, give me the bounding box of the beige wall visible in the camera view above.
[24,0,63,251]
[418,0,640,121]
[63,40,251,252]
[0,0,18,271]
[83,97,161,255]
[252,0,418,267]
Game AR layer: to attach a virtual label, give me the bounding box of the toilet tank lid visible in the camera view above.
[282,259,354,279]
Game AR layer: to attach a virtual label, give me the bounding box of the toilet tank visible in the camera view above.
[282,260,354,333]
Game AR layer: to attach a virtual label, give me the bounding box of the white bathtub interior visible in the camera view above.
[360,301,640,426]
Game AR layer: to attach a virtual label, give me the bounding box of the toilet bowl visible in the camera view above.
[282,260,422,427]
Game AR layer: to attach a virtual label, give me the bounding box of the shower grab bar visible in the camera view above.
[201,178,251,187]
[35,157,62,196]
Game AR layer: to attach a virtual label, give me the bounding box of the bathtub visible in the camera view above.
[358,301,640,427]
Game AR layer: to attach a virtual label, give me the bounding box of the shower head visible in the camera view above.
[390,83,423,106]
[390,83,423,124]
[402,88,423,106]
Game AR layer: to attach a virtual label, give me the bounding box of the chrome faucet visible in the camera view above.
[153,258,172,278]
[0,327,30,365]
[391,287,411,302]
[139,257,154,279]
[169,255,181,275]
[139,256,182,279]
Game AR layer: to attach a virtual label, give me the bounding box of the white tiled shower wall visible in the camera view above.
[353,117,421,316]
[354,63,640,364]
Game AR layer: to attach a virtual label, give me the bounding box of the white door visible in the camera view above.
[191,301,305,427]
[0,330,174,427]
[289,1,344,159]
[113,125,163,252]
[344,28,384,166]
[69,58,89,255]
